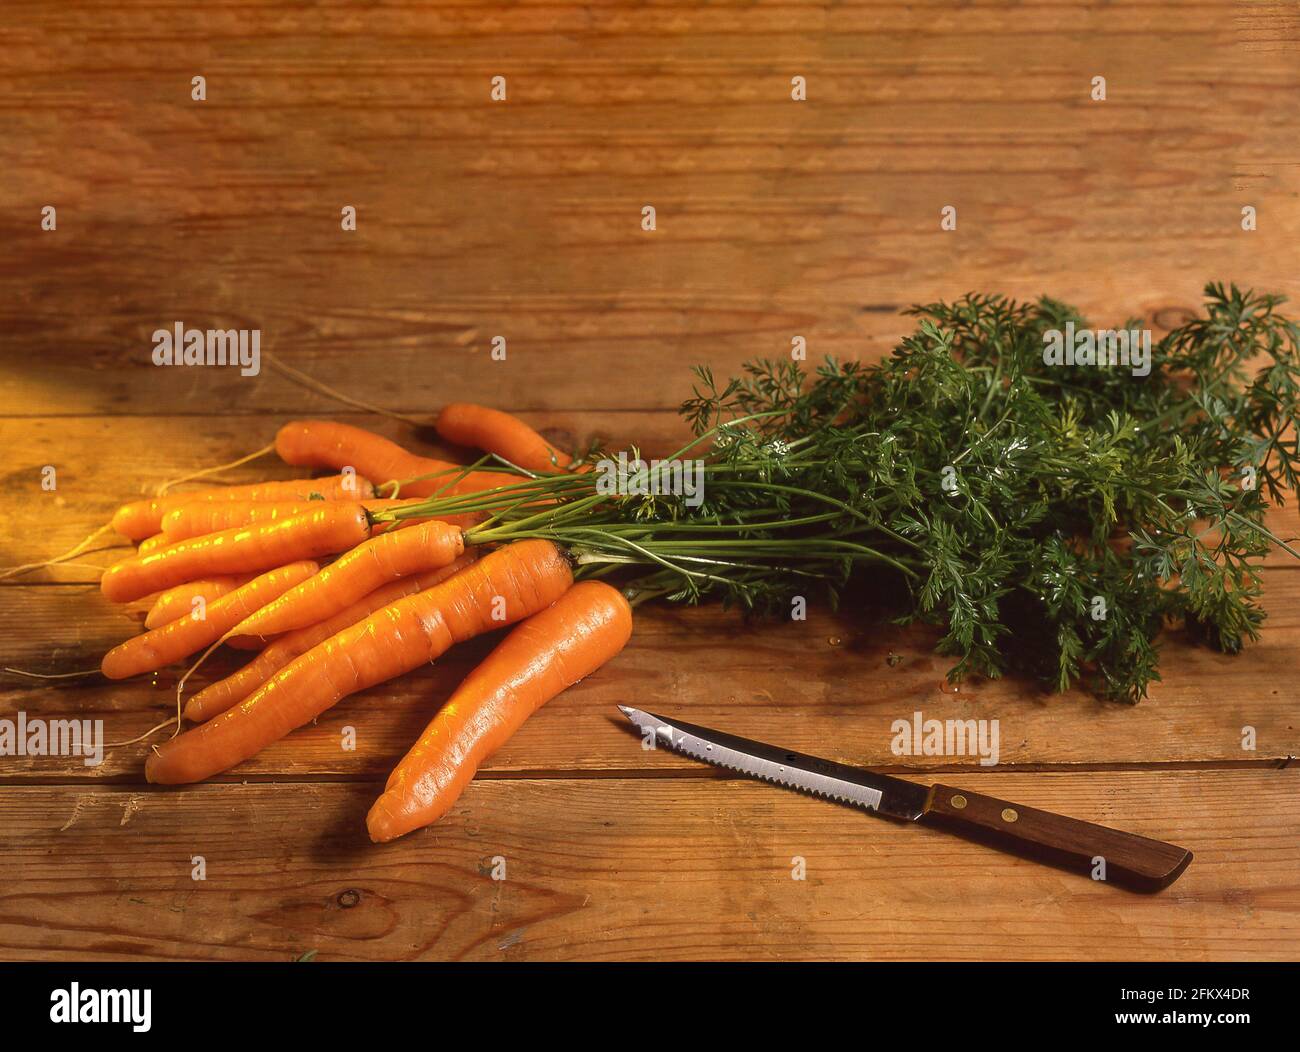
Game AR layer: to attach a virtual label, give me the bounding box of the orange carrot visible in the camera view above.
[184,552,479,722]
[111,475,373,541]
[124,592,163,623]
[101,561,319,680]
[144,575,256,630]
[160,497,460,541]
[137,533,169,556]
[100,503,370,603]
[160,501,321,541]
[275,420,511,497]
[436,402,572,473]
[367,581,632,842]
[231,520,465,639]
[145,539,573,784]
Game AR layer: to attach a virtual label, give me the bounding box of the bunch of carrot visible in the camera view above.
[97,409,633,842]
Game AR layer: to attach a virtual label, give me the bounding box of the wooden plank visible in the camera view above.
[4,572,1299,781]
[0,771,1294,961]
[7,291,1278,417]
[3,0,1299,965]
[2,2,1297,415]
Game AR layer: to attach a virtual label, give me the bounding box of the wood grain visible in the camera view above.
[2,2,1297,417]
[0,772,1294,961]
[2,0,1299,961]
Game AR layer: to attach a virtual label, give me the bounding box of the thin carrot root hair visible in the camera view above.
[0,522,118,581]
[263,350,428,427]
[106,715,179,749]
[25,560,111,577]
[154,442,276,496]
[174,638,229,729]
[3,667,101,680]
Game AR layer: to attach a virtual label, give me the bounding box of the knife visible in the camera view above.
[617,705,1192,893]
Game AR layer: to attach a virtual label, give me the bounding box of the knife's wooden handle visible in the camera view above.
[918,783,1192,893]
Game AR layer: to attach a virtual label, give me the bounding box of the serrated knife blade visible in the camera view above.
[615,705,1194,893]
[617,705,929,821]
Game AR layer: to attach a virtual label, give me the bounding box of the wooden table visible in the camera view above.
[2,1,1298,961]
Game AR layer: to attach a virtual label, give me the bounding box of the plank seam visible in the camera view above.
[1,757,1296,789]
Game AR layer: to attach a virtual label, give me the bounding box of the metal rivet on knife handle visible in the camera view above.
[950,794,968,809]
